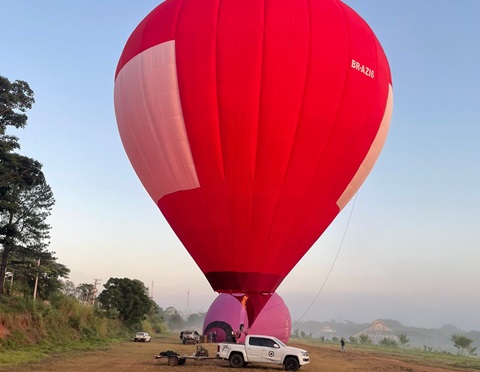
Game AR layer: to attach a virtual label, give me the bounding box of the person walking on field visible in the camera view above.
[340,338,346,352]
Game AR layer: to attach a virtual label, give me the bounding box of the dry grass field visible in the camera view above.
[1,335,478,372]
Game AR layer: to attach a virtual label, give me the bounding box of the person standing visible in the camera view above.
[340,338,346,352]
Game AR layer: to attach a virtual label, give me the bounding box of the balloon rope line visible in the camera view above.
[292,193,358,327]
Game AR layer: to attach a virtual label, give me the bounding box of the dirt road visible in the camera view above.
[1,336,476,372]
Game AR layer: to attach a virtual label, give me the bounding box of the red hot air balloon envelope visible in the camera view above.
[203,293,291,344]
[114,0,393,325]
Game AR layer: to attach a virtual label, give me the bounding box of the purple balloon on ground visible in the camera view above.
[203,293,291,343]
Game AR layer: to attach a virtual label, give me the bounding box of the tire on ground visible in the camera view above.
[284,356,300,371]
[168,356,179,366]
[229,353,244,368]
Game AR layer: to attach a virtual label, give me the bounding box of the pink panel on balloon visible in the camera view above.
[203,293,291,344]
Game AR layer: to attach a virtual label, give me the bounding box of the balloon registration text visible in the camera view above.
[351,59,375,78]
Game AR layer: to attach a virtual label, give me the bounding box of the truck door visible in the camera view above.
[245,337,263,362]
[260,338,283,364]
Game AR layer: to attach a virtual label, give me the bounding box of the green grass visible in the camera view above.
[0,338,116,365]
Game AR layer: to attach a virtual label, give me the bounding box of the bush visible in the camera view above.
[379,337,398,347]
[0,293,127,351]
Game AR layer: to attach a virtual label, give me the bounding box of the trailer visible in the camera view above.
[154,345,217,366]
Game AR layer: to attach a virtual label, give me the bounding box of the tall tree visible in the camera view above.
[98,278,153,325]
[163,306,185,330]
[76,283,96,305]
[1,75,41,203]
[60,279,77,297]
[0,75,55,295]
[186,312,205,329]
[0,175,55,295]
[0,75,34,152]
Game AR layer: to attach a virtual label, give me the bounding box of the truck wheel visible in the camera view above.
[168,356,179,366]
[229,353,244,368]
[284,356,300,371]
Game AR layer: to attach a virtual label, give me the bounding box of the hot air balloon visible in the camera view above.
[203,293,291,343]
[114,0,393,326]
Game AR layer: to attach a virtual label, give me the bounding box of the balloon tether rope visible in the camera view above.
[291,192,358,327]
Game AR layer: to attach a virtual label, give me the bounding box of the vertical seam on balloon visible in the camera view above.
[255,0,273,274]
[309,0,351,208]
[276,0,313,270]
[172,0,196,196]
[214,0,226,184]
[215,0,224,180]
[141,54,163,195]
[137,13,157,188]
[172,0,214,256]
[214,0,232,265]
[334,2,355,203]
[360,26,383,159]
[173,0,184,50]
[339,21,384,209]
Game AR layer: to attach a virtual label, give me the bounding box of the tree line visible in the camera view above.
[292,329,477,356]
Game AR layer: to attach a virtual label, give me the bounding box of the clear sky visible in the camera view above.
[2,1,479,331]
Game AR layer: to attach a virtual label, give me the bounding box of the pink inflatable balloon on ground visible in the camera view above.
[203,293,291,344]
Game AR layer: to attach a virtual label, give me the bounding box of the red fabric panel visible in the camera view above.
[115,0,182,78]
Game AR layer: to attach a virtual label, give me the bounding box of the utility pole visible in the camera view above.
[92,278,101,306]
[33,259,41,300]
[151,281,154,299]
[9,270,14,292]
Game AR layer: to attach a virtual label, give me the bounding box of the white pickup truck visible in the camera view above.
[216,335,310,371]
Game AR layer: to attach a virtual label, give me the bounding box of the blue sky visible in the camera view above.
[2,1,479,331]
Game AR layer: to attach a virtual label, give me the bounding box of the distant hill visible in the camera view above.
[292,319,480,352]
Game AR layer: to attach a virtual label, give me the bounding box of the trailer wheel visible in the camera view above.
[284,356,300,371]
[178,358,186,365]
[168,356,179,366]
[229,353,244,368]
